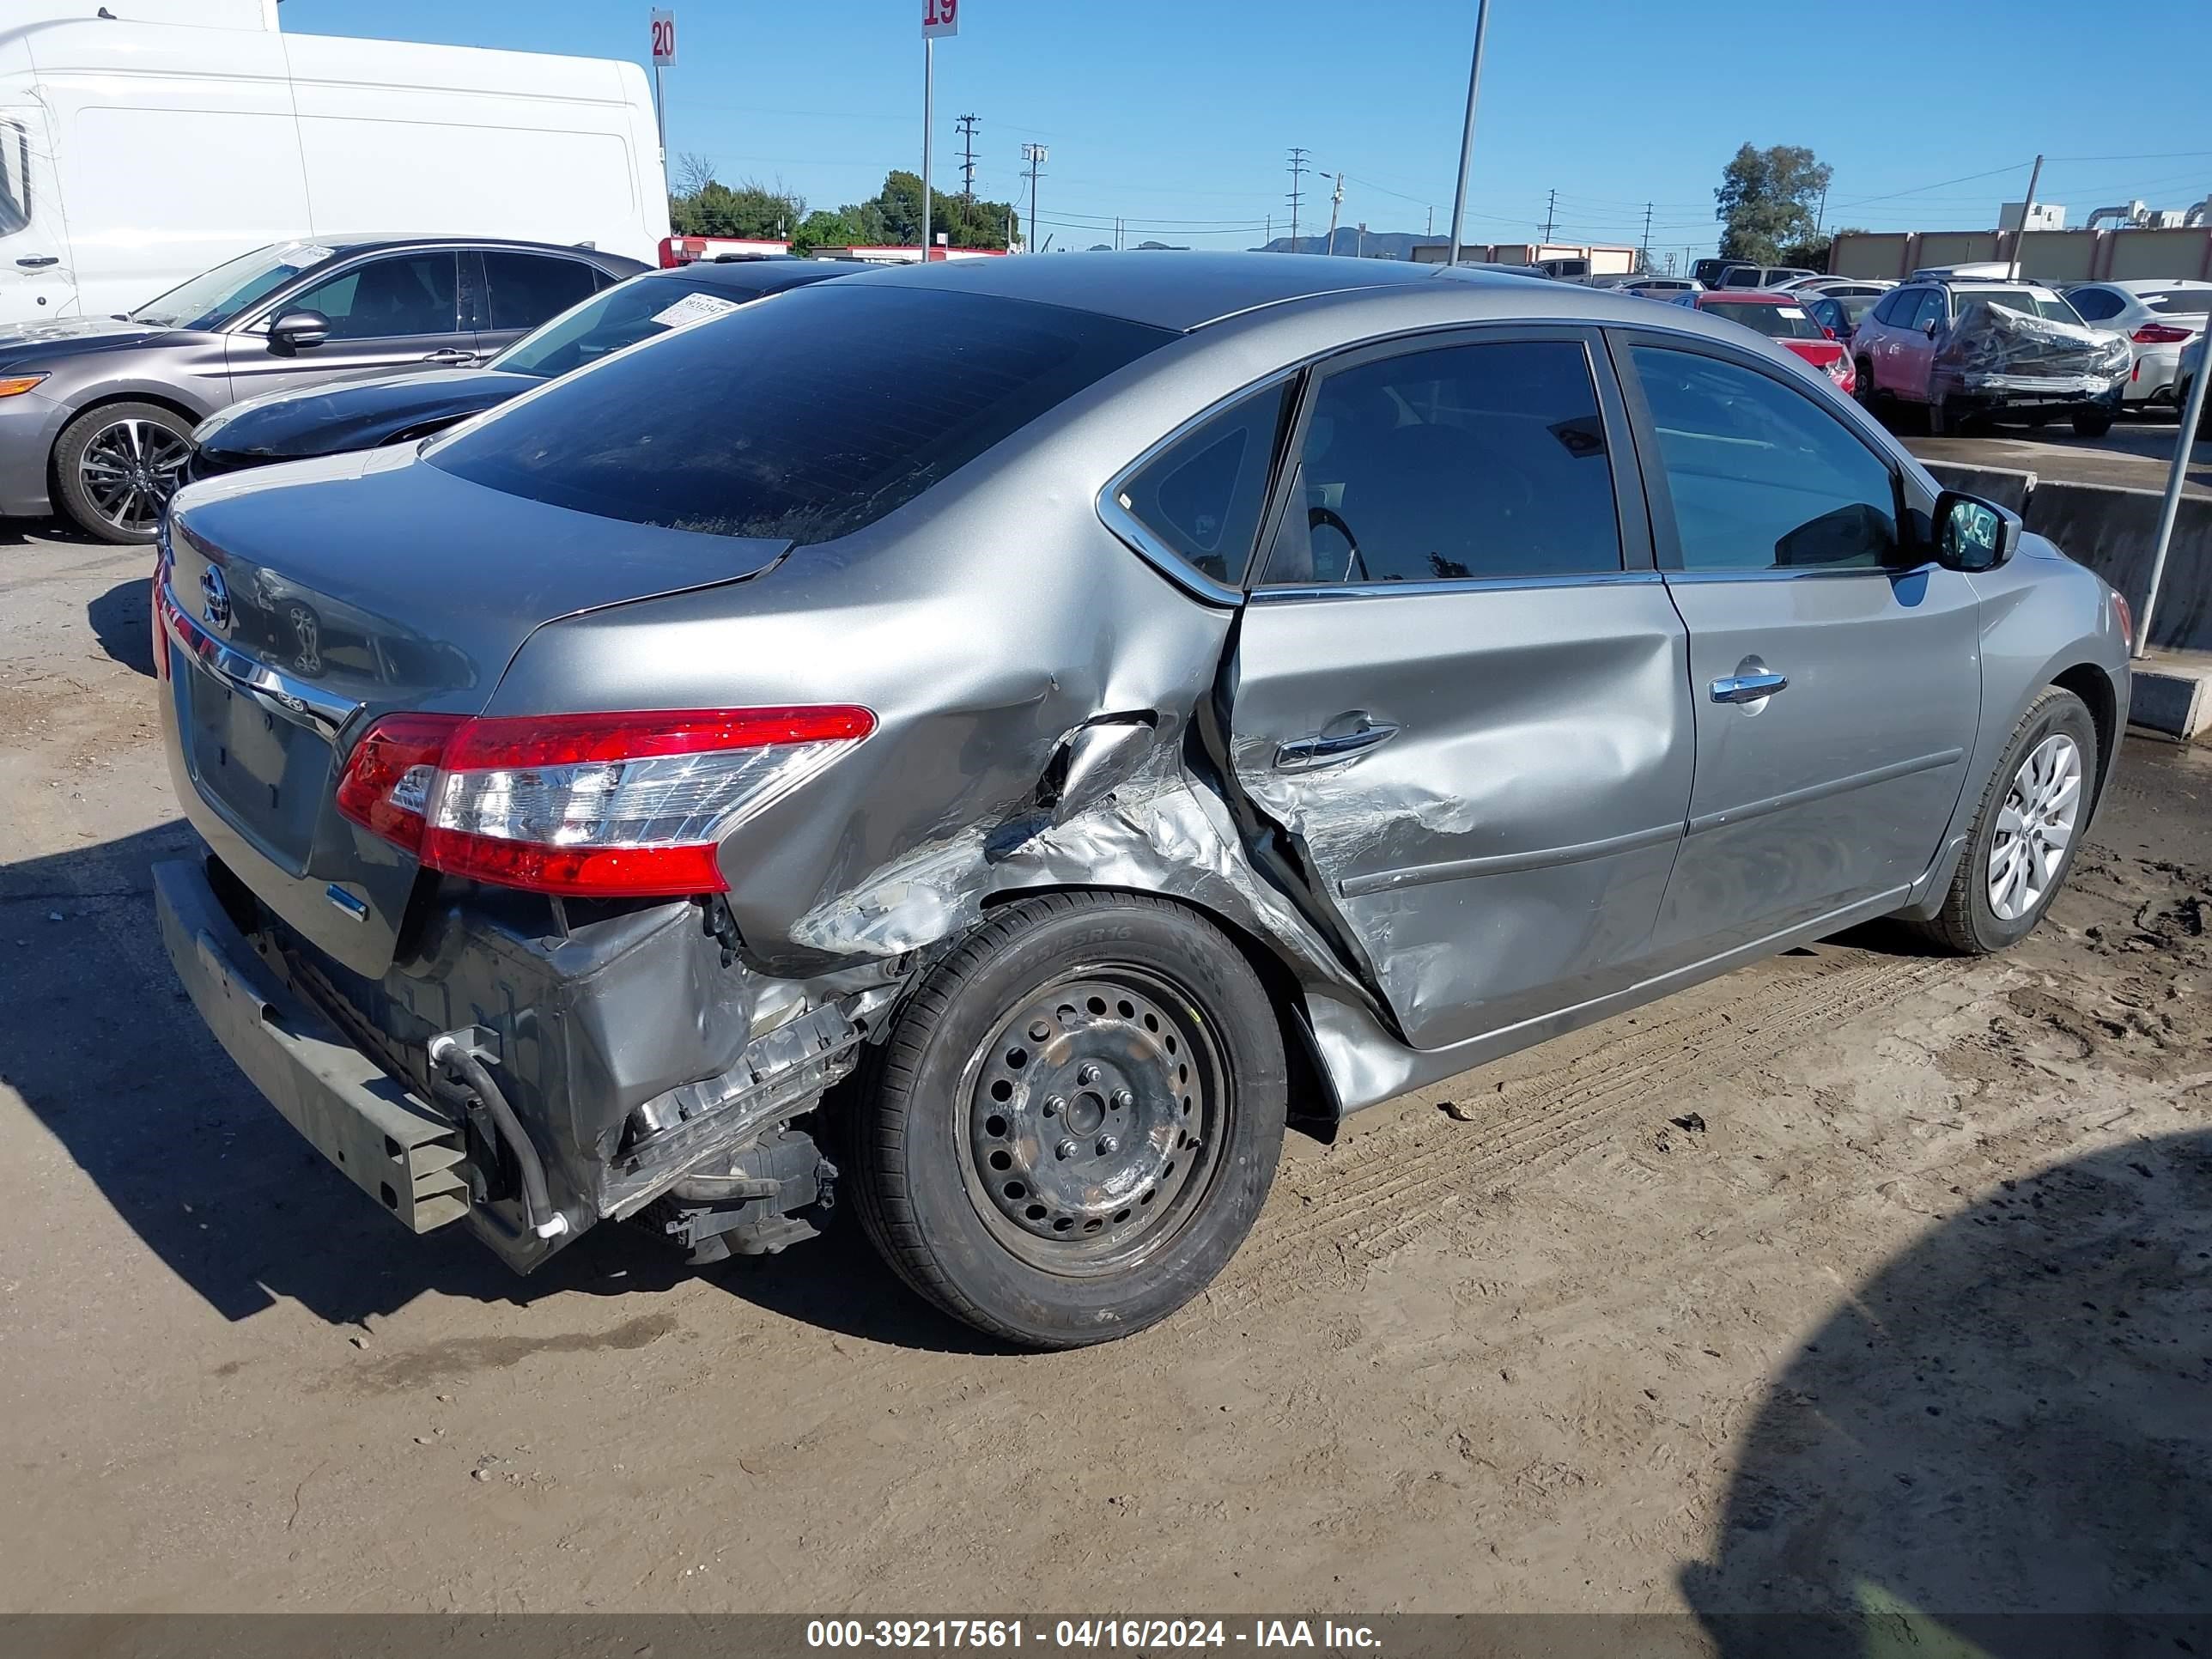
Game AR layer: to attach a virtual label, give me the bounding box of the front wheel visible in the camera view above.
[52,401,196,544]
[1908,686,2097,955]
[848,892,1288,1348]
[2071,408,2115,439]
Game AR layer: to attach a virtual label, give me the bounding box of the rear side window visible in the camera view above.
[1115,383,1291,585]
[1630,346,1898,573]
[2067,287,2124,322]
[1260,339,1621,586]
[483,252,600,331]
[431,286,1174,543]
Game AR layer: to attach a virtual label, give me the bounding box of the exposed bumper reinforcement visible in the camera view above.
[152,858,472,1234]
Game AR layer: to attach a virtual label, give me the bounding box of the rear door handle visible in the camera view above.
[1275,715,1401,771]
[1711,672,1789,705]
[15,256,58,269]
[422,348,477,365]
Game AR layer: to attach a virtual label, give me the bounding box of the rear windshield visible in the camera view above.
[430,285,1174,543]
[2143,289,2212,318]
[1714,301,1822,340]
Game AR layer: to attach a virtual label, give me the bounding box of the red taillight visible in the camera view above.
[334,713,465,855]
[334,706,874,898]
[2131,324,2191,344]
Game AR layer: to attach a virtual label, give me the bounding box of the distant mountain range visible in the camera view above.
[1255,228,1434,258]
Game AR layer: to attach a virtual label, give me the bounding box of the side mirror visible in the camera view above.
[1822,325,1838,340]
[1922,319,1939,338]
[1934,489,2020,574]
[267,308,331,352]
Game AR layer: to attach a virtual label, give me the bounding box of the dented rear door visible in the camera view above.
[1225,327,1694,1050]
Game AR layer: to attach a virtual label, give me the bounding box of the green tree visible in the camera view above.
[669,175,805,240]
[840,170,1018,252]
[792,210,861,257]
[1714,143,1832,267]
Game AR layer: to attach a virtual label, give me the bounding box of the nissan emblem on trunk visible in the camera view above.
[199,564,231,634]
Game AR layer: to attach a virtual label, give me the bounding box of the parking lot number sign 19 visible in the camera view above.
[923,0,957,39]
[650,9,676,65]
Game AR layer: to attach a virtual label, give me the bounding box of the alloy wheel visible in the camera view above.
[1987,732,2082,922]
[961,969,1224,1274]
[76,417,191,536]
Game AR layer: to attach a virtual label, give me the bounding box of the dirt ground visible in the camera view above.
[2,520,2208,1631]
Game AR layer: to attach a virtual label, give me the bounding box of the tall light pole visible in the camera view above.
[1022,142,1048,253]
[921,2,958,261]
[1444,0,1492,264]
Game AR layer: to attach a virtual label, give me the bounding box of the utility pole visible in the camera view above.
[1541,187,1557,243]
[1426,205,1434,238]
[1640,201,1653,270]
[1286,147,1310,252]
[955,112,979,200]
[2008,152,2044,281]
[1020,143,1047,253]
[1321,171,1345,255]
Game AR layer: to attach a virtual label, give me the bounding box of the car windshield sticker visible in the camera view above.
[651,292,744,330]
[276,243,336,270]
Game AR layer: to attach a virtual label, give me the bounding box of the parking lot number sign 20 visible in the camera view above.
[650,9,676,65]
[923,0,958,39]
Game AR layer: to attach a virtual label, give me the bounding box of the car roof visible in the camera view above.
[829,251,1467,331]
[636,258,854,296]
[307,234,639,264]
[2089,278,2212,294]
[1697,289,1800,303]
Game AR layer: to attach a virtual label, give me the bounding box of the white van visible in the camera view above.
[1,0,666,324]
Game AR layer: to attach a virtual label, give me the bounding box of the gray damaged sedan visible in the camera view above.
[152,254,2130,1346]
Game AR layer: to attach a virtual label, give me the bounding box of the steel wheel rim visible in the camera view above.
[958,966,1226,1277]
[77,417,191,533]
[1988,732,2082,922]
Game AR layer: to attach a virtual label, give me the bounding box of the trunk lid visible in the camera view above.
[161,447,789,975]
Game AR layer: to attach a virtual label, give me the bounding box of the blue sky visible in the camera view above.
[284,0,2212,260]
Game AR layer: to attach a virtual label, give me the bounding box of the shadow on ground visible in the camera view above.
[0,823,992,1353]
[1684,1129,2212,1656]
[88,578,155,676]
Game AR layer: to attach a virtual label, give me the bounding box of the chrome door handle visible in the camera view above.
[1711,672,1789,704]
[422,348,477,365]
[1275,716,1401,771]
[15,256,58,268]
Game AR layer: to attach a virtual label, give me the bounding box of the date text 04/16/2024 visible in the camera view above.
[804,1621,1383,1650]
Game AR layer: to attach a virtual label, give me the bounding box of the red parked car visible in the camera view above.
[1671,289,1855,395]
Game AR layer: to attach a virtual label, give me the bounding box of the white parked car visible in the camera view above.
[2061,281,2211,407]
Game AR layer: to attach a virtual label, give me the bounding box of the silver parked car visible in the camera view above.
[0,234,644,542]
[151,254,2130,1347]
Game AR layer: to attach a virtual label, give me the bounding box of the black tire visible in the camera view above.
[2071,408,2114,439]
[1907,687,2098,956]
[1854,360,1880,417]
[848,891,1288,1348]
[52,400,195,544]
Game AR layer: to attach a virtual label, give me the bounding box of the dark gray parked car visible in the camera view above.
[187,257,852,483]
[151,254,2130,1347]
[0,234,644,542]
